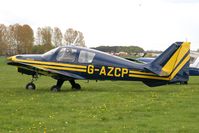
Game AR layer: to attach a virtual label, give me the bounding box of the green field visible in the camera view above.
[1,57,199,133]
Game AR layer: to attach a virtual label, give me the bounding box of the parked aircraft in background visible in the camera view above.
[189,52,199,76]
[7,42,190,91]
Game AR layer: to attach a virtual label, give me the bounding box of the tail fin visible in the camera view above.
[145,41,190,79]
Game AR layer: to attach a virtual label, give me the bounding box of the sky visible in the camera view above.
[0,0,199,51]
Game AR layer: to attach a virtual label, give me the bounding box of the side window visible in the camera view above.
[78,50,95,63]
[56,48,77,62]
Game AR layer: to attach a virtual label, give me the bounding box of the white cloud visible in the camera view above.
[0,0,199,50]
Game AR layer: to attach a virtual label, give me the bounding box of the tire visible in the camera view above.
[50,85,60,92]
[72,83,81,90]
[26,83,36,90]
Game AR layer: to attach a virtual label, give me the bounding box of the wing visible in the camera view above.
[8,62,85,80]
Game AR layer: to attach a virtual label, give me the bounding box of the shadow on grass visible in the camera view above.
[83,88,180,93]
[14,85,181,94]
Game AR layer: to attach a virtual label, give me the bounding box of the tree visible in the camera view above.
[39,27,53,52]
[93,46,144,54]
[7,24,34,55]
[35,27,42,45]
[64,28,85,47]
[32,45,45,54]
[20,24,34,54]
[52,27,63,47]
[0,24,8,55]
[8,24,22,55]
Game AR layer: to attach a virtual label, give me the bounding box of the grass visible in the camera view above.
[0,57,199,133]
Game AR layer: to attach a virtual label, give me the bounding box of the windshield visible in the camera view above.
[42,47,59,60]
[56,48,77,62]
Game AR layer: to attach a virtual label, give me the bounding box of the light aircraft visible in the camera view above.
[7,42,190,91]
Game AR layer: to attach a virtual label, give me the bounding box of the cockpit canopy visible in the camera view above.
[42,46,96,63]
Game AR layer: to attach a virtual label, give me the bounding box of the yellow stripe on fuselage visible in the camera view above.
[129,70,156,76]
[11,56,87,69]
[129,74,169,80]
[32,64,87,72]
[129,54,190,80]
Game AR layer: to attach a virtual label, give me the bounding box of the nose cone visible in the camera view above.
[7,54,43,66]
[7,56,15,61]
[7,56,16,65]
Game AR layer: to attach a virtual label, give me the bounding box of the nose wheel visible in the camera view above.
[26,82,36,90]
[26,75,38,90]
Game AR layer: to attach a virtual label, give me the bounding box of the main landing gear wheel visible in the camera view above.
[50,85,61,92]
[72,83,81,90]
[26,83,36,90]
[51,79,64,92]
[69,80,81,90]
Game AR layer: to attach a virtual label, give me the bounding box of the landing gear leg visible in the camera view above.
[69,80,81,90]
[26,75,38,90]
[51,79,64,92]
